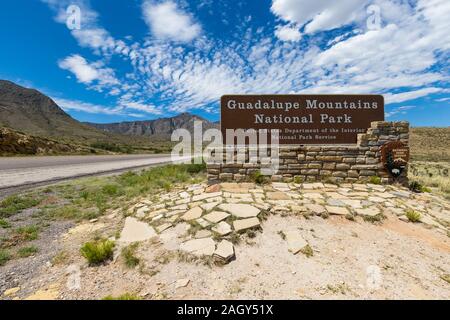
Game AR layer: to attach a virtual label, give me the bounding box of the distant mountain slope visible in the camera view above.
[85,113,220,138]
[0,80,107,142]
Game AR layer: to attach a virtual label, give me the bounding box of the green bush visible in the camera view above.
[14,225,40,242]
[0,219,11,229]
[0,249,11,266]
[18,246,39,258]
[186,162,206,174]
[0,195,40,218]
[406,209,421,222]
[80,239,115,265]
[409,181,423,193]
[369,176,382,185]
[121,243,140,268]
[250,171,268,185]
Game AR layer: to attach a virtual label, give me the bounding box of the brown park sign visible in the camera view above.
[221,95,384,144]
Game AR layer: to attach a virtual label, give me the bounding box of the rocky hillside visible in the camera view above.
[0,80,109,142]
[85,113,219,138]
[0,127,94,156]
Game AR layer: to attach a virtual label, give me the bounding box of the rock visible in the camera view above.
[368,196,385,203]
[119,217,157,243]
[326,199,345,207]
[284,230,309,255]
[390,190,411,198]
[3,287,20,297]
[399,215,409,222]
[233,217,260,232]
[24,284,59,300]
[195,230,212,239]
[303,193,324,200]
[181,207,203,221]
[175,278,190,289]
[212,221,232,236]
[180,238,216,256]
[203,211,230,223]
[218,203,260,218]
[355,207,380,217]
[89,218,98,223]
[305,204,326,215]
[179,191,190,199]
[266,192,291,200]
[195,218,210,228]
[156,223,172,233]
[340,199,362,209]
[192,192,222,202]
[205,184,221,193]
[136,206,149,218]
[291,205,307,213]
[214,240,235,262]
[325,206,349,216]
[200,201,222,211]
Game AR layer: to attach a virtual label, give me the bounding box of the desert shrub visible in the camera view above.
[0,249,11,266]
[18,246,39,258]
[0,219,11,229]
[14,225,40,242]
[250,171,268,185]
[406,209,421,222]
[0,195,40,218]
[80,239,115,265]
[121,243,140,268]
[369,176,382,185]
[409,181,423,193]
[186,162,206,174]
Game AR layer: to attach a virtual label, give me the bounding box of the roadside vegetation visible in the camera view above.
[0,163,206,267]
[409,162,450,199]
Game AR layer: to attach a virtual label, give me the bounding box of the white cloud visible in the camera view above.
[384,88,443,104]
[55,98,123,115]
[142,1,201,42]
[271,0,367,34]
[58,55,119,88]
[386,105,416,118]
[274,25,302,42]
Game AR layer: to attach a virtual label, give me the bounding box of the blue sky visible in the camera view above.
[0,0,449,126]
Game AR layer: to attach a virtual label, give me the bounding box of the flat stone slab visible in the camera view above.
[119,217,157,243]
[195,218,210,228]
[175,278,190,289]
[266,192,291,200]
[340,199,363,209]
[180,238,216,256]
[214,240,235,262]
[355,207,380,217]
[181,207,203,221]
[200,201,222,211]
[192,192,222,202]
[306,204,326,214]
[218,204,260,218]
[195,230,212,239]
[204,211,230,223]
[156,223,172,233]
[233,217,260,232]
[326,206,350,216]
[212,221,232,236]
[284,230,309,255]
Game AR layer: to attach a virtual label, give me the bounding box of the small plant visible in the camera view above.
[250,170,267,185]
[14,225,40,242]
[408,181,423,193]
[0,195,40,218]
[277,230,286,240]
[369,176,382,185]
[103,293,141,300]
[440,274,450,284]
[121,243,140,268]
[406,209,421,223]
[52,250,69,265]
[18,246,39,258]
[80,239,115,265]
[0,219,11,228]
[0,249,11,266]
[186,162,206,174]
[300,245,314,258]
[363,214,385,223]
[293,176,303,184]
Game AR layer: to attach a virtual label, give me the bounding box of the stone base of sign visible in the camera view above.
[207,121,409,185]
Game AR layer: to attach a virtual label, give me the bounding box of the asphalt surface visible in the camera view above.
[0,154,189,197]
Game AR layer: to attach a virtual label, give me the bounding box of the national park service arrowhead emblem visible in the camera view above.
[381,141,409,178]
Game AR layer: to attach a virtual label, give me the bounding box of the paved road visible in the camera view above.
[0,154,190,196]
